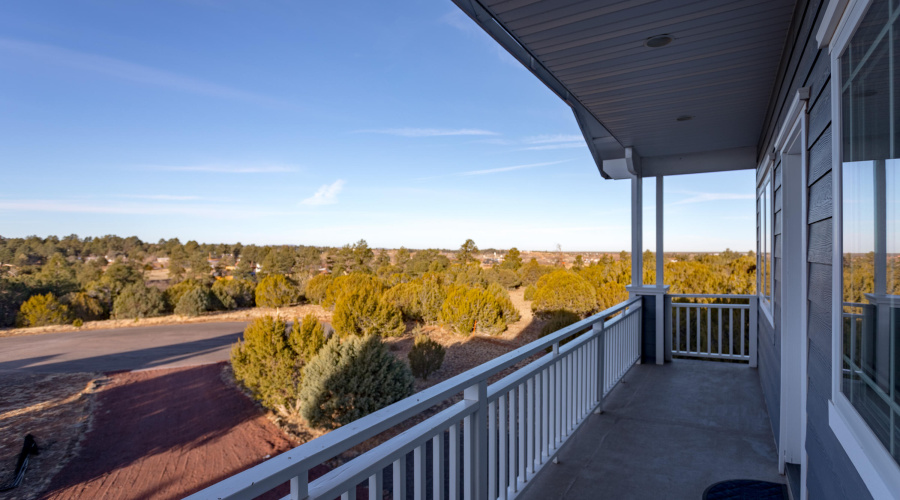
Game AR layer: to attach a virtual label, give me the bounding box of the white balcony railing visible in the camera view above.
[668,294,758,366]
[187,297,642,500]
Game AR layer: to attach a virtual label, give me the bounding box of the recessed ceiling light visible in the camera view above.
[645,35,674,48]
[676,115,693,122]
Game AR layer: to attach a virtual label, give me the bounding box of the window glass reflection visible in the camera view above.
[840,0,900,464]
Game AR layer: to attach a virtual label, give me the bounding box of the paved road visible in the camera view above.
[0,322,249,374]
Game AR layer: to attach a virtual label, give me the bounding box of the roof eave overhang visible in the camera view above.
[451,0,625,179]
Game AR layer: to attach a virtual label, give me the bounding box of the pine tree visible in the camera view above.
[408,334,446,380]
[289,314,326,362]
[299,335,413,429]
[501,247,523,270]
[231,316,303,415]
[112,283,166,319]
[305,274,334,304]
[332,287,405,337]
[572,255,585,271]
[531,270,597,317]
[17,293,71,327]
[456,239,479,264]
[255,274,299,307]
[175,286,210,316]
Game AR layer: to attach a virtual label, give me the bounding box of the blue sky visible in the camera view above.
[0,1,754,252]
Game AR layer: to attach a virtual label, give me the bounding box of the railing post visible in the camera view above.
[593,321,606,414]
[291,472,308,500]
[749,297,758,368]
[463,380,488,500]
[664,294,673,362]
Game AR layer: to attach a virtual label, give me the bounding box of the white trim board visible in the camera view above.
[771,88,809,494]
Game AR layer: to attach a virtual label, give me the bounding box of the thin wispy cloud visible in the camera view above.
[671,191,754,205]
[143,164,296,174]
[521,143,585,151]
[0,199,290,218]
[477,134,585,151]
[418,160,571,180]
[461,160,569,176]
[302,179,345,206]
[0,38,280,105]
[520,134,584,151]
[522,134,583,145]
[115,194,202,201]
[358,128,499,138]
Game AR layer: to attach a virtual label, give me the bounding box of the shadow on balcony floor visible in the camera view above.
[521,359,783,500]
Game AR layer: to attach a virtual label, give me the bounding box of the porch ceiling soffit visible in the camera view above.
[453,0,796,179]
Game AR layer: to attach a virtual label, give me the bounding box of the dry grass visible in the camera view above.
[0,372,101,500]
[0,304,331,338]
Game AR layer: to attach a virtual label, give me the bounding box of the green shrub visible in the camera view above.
[518,259,554,286]
[538,310,586,350]
[211,278,255,309]
[16,293,71,327]
[383,274,447,323]
[538,310,582,339]
[445,264,488,288]
[112,283,166,319]
[486,268,521,289]
[383,281,423,321]
[63,291,107,321]
[486,282,520,324]
[175,286,209,316]
[164,278,206,311]
[440,285,509,336]
[594,281,629,311]
[305,274,334,304]
[531,270,597,317]
[332,287,405,337]
[523,284,536,301]
[408,334,445,380]
[231,316,303,415]
[299,335,414,430]
[255,274,299,307]
[323,273,383,309]
[72,318,84,327]
[289,314,326,362]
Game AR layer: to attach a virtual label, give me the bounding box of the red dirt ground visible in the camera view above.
[40,363,297,500]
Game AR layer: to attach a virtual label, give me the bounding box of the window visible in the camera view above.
[828,1,900,490]
[839,0,900,466]
[758,168,773,314]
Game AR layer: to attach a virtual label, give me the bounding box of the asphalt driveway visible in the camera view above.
[0,322,248,374]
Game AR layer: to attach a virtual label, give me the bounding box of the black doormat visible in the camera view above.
[702,480,788,499]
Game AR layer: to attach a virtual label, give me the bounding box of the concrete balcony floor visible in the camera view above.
[521,359,784,499]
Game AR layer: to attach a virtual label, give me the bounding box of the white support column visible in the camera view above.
[656,176,671,362]
[656,176,664,286]
[631,174,643,287]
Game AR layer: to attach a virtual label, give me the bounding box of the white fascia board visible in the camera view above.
[640,147,757,177]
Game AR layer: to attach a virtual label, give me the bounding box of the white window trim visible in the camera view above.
[827,0,900,496]
[757,157,775,328]
[772,88,810,496]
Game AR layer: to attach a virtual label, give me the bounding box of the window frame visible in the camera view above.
[757,157,775,326]
[825,0,900,495]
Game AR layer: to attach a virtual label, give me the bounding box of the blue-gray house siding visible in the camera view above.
[758,0,871,497]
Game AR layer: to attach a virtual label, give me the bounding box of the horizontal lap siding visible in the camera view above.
[758,314,781,444]
[758,0,870,496]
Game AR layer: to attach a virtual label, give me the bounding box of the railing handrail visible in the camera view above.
[188,296,641,500]
[669,293,755,299]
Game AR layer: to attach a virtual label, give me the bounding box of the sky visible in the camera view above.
[0,1,755,252]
